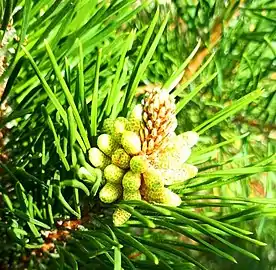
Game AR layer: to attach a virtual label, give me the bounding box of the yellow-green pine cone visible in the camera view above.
[127,119,141,133]
[112,117,129,143]
[104,164,125,184]
[163,189,182,206]
[99,183,122,203]
[121,131,141,155]
[113,208,131,226]
[97,134,119,156]
[130,155,148,173]
[102,118,115,134]
[123,190,142,200]
[88,148,111,169]
[145,187,166,203]
[111,148,131,169]
[126,104,142,133]
[143,167,164,192]
[122,171,141,192]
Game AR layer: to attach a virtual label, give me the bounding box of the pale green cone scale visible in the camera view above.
[145,188,166,203]
[122,171,141,191]
[111,148,131,169]
[112,117,129,143]
[130,155,148,173]
[102,118,115,134]
[99,183,122,203]
[113,208,131,227]
[121,131,141,155]
[123,190,141,200]
[127,104,143,133]
[104,164,125,184]
[143,167,164,191]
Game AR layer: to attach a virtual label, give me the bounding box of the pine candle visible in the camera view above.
[82,88,199,226]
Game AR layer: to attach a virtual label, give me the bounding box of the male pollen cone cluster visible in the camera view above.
[81,88,199,226]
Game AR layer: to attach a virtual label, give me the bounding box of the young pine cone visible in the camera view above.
[104,164,125,184]
[121,131,141,155]
[130,155,149,173]
[113,208,131,227]
[126,104,143,133]
[140,88,177,155]
[122,171,141,192]
[97,134,119,156]
[99,183,122,203]
[88,148,111,169]
[111,148,131,169]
